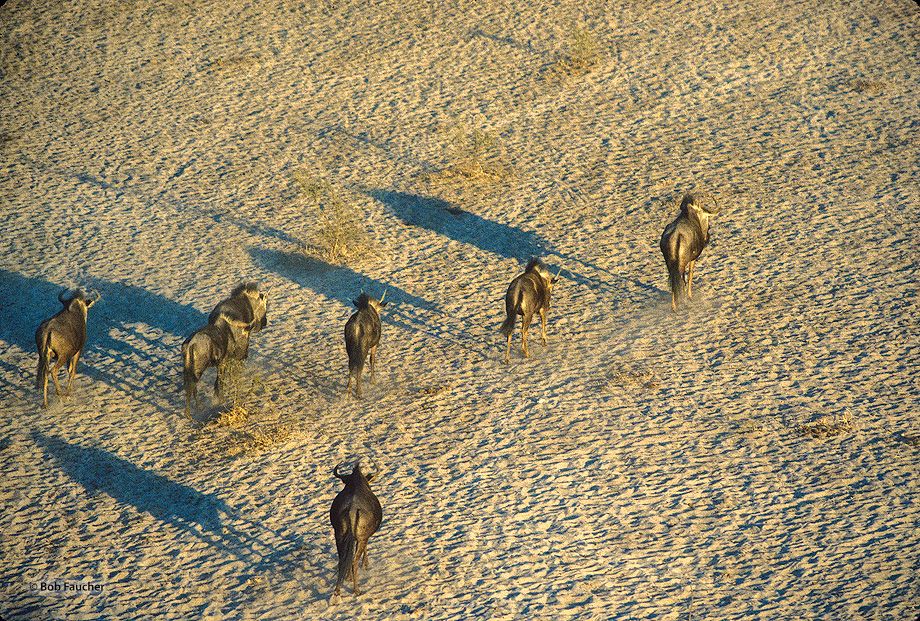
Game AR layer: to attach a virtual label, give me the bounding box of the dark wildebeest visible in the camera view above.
[207,282,268,361]
[330,461,382,597]
[35,289,101,408]
[500,259,561,364]
[660,193,720,312]
[181,316,259,416]
[344,291,387,399]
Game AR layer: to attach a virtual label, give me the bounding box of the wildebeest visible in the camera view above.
[208,282,268,360]
[181,316,259,416]
[500,259,560,364]
[330,461,383,596]
[660,193,720,312]
[35,289,101,408]
[344,291,387,399]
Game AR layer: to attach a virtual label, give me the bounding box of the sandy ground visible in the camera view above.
[2,0,920,618]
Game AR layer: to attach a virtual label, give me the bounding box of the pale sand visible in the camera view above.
[2,0,920,618]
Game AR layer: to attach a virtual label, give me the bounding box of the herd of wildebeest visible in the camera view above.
[31,192,719,596]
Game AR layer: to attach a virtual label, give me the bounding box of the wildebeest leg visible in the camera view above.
[686,259,695,299]
[351,543,361,594]
[539,307,548,346]
[215,361,230,401]
[521,312,532,358]
[50,358,66,399]
[66,351,81,393]
[356,538,370,570]
[368,344,377,383]
[41,369,50,408]
[345,371,354,399]
[355,367,363,399]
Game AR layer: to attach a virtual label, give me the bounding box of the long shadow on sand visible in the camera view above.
[32,432,296,566]
[3,269,207,412]
[3,269,206,354]
[364,188,659,298]
[250,248,497,374]
[367,188,547,262]
[249,248,435,312]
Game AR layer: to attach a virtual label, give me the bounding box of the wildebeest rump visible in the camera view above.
[330,461,383,596]
[35,289,100,408]
[500,259,560,364]
[344,291,387,399]
[660,193,720,312]
[181,315,258,416]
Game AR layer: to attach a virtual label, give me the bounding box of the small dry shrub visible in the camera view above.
[794,412,855,439]
[552,27,600,80]
[604,364,661,391]
[292,171,371,264]
[423,122,515,186]
[852,79,885,93]
[194,360,292,458]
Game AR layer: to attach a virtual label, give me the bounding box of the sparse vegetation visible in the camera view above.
[605,364,661,391]
[194,360,291,458]
[852,79,885,93]
[423,121,515,186]
[553,26,600,80]
[794,412,855,439]
[293,170,371,264]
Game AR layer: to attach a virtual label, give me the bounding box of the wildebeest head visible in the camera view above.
[352,290,388,313]
[209,282,268,331]
[224,281,268,332]
[523,258,561,308]
[677,192,720,221]
[58,288,101,313]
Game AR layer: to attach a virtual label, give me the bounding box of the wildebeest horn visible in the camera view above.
[701,194,720,214]
[58,289,71,304]
[554,266,563,279]
[379,289,387,303]
[89,289,101,302]
[333,462,348,479]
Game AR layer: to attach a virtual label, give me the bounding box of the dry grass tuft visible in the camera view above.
[852,79,885,93]
[794,412,855,439]
[193,360,292,459]
[293,171,372,264]
[423,122,515,187]
[895,432,920,447]
[418,384,453,397]
[552,27,600,80]
[604,365,661,391]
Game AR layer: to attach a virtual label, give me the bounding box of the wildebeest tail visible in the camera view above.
[346,340,364,374]
[667,235,686,300]
[499,289,520,337]
[181,341,196,402]
[336,510,359,590]
[499,313,515,338]
[36,328,51,390]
